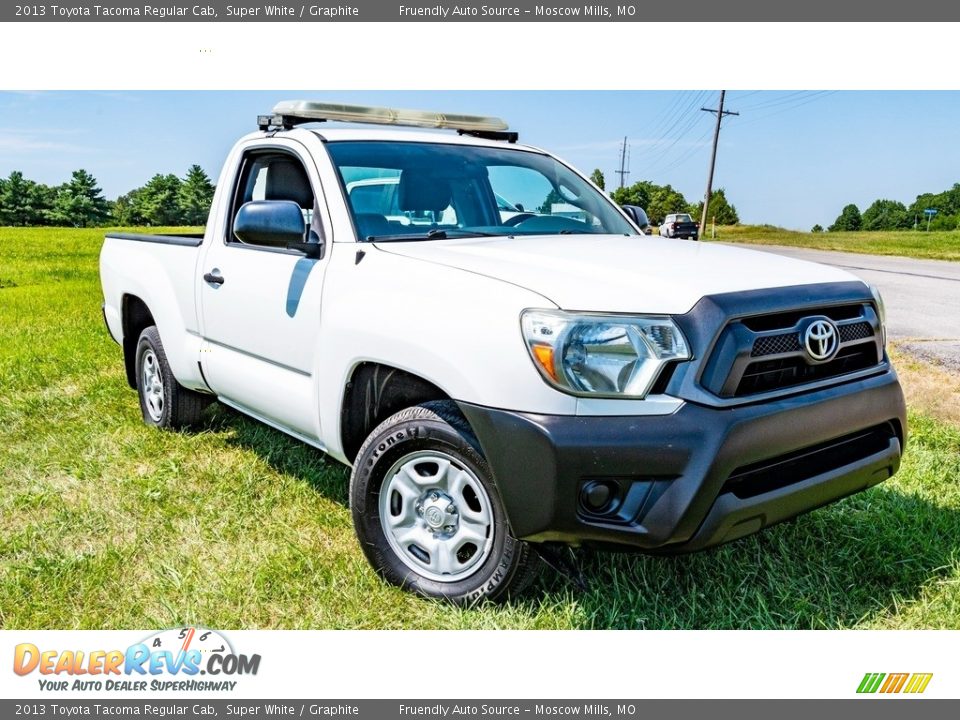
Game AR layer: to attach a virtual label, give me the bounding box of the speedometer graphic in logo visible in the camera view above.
[141,627,233,658]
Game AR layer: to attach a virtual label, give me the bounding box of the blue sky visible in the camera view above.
[1,90,958,229]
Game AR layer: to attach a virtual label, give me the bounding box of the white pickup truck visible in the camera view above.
[100,101,906,604]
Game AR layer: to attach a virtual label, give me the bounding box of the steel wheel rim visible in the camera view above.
[379,450,494,583]
[141,349,164,422]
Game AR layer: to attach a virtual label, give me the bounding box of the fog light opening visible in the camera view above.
[580,480,621,515]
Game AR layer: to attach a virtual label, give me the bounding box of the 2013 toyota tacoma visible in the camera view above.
[99,101,906,603]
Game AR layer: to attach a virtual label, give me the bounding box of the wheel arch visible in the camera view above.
[339,362,454,463]
[121,294,156,389]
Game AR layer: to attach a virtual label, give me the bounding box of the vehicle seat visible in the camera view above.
[266,160,314,209]
[354,213,392,240]
[397,169,451,213]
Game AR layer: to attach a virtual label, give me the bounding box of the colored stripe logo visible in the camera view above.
[857,672,933,694]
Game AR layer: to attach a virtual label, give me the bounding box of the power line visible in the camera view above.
[650,126,714,177]
[634,91,713,178]
[736,90,811,111]
[642,91,698,146]
[730,90,763,102]
[698,90,739,238]
[734,91,836,127]
[612,91,711,188]
[642,106,712,174]
[635,91,710,163]
[661,92,833,176]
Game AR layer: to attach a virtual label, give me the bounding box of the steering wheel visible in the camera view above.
[502,213,538,227]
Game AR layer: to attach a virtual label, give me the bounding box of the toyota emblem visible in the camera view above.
[804,319,839,363]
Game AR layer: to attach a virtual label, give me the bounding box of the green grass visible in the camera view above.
[2,226,960,629]
[704,224,960,262]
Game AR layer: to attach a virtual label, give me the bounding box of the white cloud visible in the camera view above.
[0,131,96,155]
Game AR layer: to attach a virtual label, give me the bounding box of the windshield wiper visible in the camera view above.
[364,229,499,242]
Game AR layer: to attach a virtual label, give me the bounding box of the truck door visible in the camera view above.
[198,143,330,441]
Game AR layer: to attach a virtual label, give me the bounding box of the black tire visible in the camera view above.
[135,326,211,430]
[350,400,539,604]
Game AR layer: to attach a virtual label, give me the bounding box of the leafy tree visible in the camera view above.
[861,199,910,231]
[112,190,145,226]
[178,164,215,225]
[589,169,605,191]
[908,184,960,221]
[908,184,960,230]
[646,184,690,225]
[132,174,183,226]
[611,180,655,210]
[47,169,110,227]
[928,213,960,231]
[811,224,824,233]
[692,188,739,225]
[828,203,862,232]
[0,171,53,226]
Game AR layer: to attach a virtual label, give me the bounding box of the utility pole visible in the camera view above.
[616,136,630,189]
[698,91,739,238]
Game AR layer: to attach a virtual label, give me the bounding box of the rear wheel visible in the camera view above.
[135,326,210,429]
[350,401,539,604]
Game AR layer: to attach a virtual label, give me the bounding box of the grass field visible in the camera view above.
[2,226,960,630]
[703,224,960,262]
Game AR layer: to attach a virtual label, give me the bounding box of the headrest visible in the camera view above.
[398,169,451,213]
[354,213,392,239]
[266,160,314,209]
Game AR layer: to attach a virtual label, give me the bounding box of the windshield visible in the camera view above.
[326,141,637,241]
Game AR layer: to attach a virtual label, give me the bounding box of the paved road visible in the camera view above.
[724,244,960,370]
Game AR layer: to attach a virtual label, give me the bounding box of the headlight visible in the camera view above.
[868,284,887,345]
[521,309,691,398]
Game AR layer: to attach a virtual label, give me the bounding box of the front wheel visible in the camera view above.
[350,401,539,604]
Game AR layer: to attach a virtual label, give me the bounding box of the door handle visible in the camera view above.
[203,271,225,286]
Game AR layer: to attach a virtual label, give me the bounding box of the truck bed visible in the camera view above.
[106,231,205,247]
[668,222,699,238]
[100,230,207,393]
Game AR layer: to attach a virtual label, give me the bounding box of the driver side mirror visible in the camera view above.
[234,200,323,258]
[622,205,651,233]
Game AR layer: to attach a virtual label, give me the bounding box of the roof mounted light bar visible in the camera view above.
[258,101,516,141]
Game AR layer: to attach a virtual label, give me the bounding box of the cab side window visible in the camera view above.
[230,152,322,248]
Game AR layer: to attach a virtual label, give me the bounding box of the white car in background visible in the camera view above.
[659,212,700,240]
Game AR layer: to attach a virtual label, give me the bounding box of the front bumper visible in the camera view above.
[458,368,906,552]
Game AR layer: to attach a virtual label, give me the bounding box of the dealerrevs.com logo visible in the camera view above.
[13,628,261,692]
[857,672,933,694]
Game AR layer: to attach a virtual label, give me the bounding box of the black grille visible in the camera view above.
[839,321,874,342]
[736,344,879,396]
[750,321,874,359]
[701,300,884,399]
[723,423,896,499]
[751,332,801,357]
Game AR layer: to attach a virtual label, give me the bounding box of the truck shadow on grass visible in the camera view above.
[212,406,352,504]
[214,406,958,630]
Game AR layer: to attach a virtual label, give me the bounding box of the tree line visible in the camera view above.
[590,170,740,226]
[0,167,215,227]
[816,183,960,233]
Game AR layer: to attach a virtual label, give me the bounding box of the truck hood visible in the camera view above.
[375,234,858,314]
